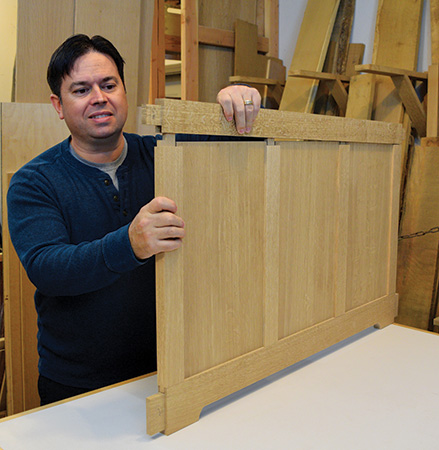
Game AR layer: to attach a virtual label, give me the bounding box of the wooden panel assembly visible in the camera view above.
[143,99,403,435]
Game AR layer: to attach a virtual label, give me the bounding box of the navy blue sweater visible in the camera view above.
[8,133,158,389]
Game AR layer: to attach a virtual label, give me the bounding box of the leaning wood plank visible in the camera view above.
[344,43,365,77]
[397,146,439,329]
[142,99,404,144]
[156,294,397,434]
[372,0,423,123]
[327,0,355,76]
[279,0,341,112]
[427,64,439,137]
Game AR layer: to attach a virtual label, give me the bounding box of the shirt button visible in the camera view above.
[123,209,128,216]
[104,179,110,186]
[113,195,119,202]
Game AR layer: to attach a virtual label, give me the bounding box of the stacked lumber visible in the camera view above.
[397,1,439,331]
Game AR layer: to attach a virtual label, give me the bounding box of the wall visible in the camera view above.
[0,0,18,102]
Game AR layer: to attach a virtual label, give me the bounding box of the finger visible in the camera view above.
[217,89,234,122]
[146,196,178,214]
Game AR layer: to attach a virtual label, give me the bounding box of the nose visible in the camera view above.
[90,85,107,105]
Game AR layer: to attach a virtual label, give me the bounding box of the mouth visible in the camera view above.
[89,112,113,120]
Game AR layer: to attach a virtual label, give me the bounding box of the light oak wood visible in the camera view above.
[181,0,199,101]
[234,19,267,78]
[146,99,403,435]
[1,103,69,415]
[142,99,404,144]
[356,64,428,81]
[279,0,340,112]
[344,43,365,77]
[431,0,439,65]
[15,0,74,103]
[427,64,439,137]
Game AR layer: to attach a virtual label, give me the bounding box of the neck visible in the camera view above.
[70,133,125,163]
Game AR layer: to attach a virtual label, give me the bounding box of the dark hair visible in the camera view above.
[47,34,126,98]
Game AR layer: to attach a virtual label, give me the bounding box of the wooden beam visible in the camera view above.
[427,64,439,137]
[355,64,428,80]
[289,70,350,83]
[149,0,166,103]
[142,99,404,144]
[345,74,375,119]
[181,0,199,101]
[391,75,426,137]
[165,26,270,53]
[431,1,439,65]
[229,76,283,86]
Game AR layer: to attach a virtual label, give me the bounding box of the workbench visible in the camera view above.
[0,324,437,449]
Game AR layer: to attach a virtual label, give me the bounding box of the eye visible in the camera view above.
[72,87,89,96]
[102,83,116,91]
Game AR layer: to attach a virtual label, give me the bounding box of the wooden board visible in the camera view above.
[198,0,259,103]
[397,145,439,330]
[74,0,143,132]
[143,99,404,144]
[279,0,340,113]
[1,103,69,415]
[144,99,402,435]
[432,0,439,65]
[15,0,75,103]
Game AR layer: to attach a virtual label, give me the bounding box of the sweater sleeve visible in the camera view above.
[7,172,146,298]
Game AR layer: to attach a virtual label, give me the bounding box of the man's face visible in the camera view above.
[51,51,128,154]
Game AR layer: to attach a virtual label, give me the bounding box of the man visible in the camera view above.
[7,34,261,405]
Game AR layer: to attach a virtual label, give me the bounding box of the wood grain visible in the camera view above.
[142,99,404,144]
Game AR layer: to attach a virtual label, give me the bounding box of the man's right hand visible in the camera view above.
[128,196,185,260]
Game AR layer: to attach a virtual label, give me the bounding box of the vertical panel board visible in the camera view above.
[198,0,258,102]
[15,0,75,103]
[155,140,185,389]
[177,141,266,377]
[346,143,392,311]
[75,0,142,133]
[264,142,280,346]
[278,141,340,338]
[138,0,155,105]
[1,103,69,414]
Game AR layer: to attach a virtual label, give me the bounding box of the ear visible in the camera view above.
[50,94,65,120]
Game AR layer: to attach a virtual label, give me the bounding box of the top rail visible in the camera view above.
[142,98,404,145]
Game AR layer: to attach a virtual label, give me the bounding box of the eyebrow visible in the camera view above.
[67,76,119,91]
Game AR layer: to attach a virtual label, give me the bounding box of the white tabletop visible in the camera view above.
[1,324,438,449]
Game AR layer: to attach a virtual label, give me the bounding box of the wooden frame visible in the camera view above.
[143,99,403,435]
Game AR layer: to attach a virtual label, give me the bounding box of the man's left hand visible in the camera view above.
[217,85,261,134]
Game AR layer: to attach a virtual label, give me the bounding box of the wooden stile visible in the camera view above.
[143,99,403,435]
